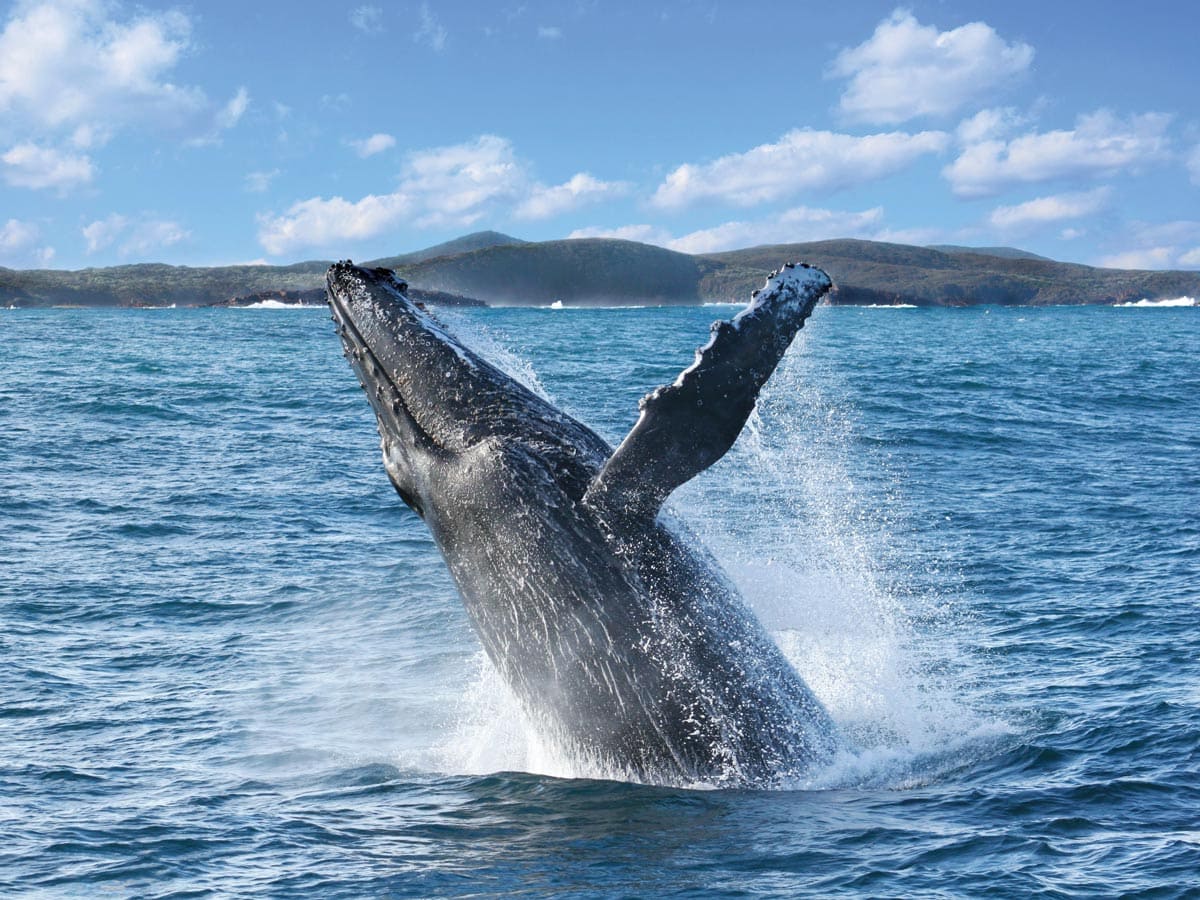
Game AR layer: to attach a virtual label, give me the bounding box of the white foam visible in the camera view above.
[1114,296,1196,308]
[433,651,581,780]
[676,333,1005,789]
[238,299,322,309]
[861,303,918,309]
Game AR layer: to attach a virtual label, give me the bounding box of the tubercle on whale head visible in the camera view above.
[325,260,455,511]
[325,260,606,512]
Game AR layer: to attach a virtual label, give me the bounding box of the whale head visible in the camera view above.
[325,262,611,516]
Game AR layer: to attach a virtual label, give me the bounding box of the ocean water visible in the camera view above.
[2,301,1198,898]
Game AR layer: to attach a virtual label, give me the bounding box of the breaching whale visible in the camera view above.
[326,260,837,786]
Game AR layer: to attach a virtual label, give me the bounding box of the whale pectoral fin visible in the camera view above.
[582,263,832,522]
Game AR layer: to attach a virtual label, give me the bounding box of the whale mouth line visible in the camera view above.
[327,280,440,452]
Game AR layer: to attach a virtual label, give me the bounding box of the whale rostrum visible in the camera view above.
[327,260,837,786]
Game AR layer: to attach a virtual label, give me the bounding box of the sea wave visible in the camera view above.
[237,299,324,309]
[1114,296,1196,308]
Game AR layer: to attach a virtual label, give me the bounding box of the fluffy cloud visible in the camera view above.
[215,88,250,130]
[988,187,1111,231]
[349,133,397,158]
[258,135,623,255]
[257,193,412,257]
[83,213,189,257]
[403,139,624,223]
[514,173,627,221]
[956,107,1026,144]
[651,128,949,210]
[0,218,55,266]
[570,205,887,254]
[401,135,525,227]
[833,10,1033,124]
[1098,220,1200,270]
[1,142,94,192]
[0,1,245,141]
[945,111,1172,197]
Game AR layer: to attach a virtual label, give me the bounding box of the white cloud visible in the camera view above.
[244,169,281,193]
[514,173,627,220]
[215,87,250,130]
[1,142,94,192]
[945,110,1172,197]
[956,107,1025,144]
[833,10,1033,124]
[1097,220,1200,269]
[1189,144,1200,186]
[0,1,242,142]
[568,224,677,245]
[349,133,397,158]
[666,206,887,254]
[187,86,252,146]
[414,3,447,51]
[570,205,887,254]
[83,213,188,257]
[988,187,1110,231]
[1099,247,1175,269]
[538,25,562,39]
[258,135,623,255]
[0,218,55,266]
[82,214,128,253]
[257,193,414,256]
[350,5,382,32]
[651,128,948,210]
[121,219,188,255]
[401,135,524,227]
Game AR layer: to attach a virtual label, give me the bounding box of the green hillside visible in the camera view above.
[3,233,1198,308]
[926,245,1053,262]
[0,261,327,308]
[366,230,527,268]
[395,238,715,306]
[700,240,1200,306]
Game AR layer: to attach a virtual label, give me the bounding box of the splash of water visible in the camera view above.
[1113,296,1196,308]
[430,315,1007,789]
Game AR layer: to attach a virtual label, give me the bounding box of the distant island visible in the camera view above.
[3,230,1198,308]
[209,286,484,309]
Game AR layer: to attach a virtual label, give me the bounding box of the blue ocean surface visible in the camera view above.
[2,301,1198,897]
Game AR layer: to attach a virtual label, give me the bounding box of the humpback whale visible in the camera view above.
[326,260,837,786]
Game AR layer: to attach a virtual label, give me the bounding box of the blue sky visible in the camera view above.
[2,0,1198,270]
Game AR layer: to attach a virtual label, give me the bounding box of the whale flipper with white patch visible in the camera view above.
[583,263,832,523]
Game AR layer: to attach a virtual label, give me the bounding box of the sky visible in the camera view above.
[1,0,1199,271]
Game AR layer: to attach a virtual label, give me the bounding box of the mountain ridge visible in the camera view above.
[3,233,1197,308]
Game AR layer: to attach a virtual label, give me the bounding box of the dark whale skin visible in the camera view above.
[327,261,836,786]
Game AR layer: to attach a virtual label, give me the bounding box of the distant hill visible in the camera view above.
[697,239,1200,307]
[3,233,1199,308]
[0,261,328,308]
[396,238,715,306]
[0,231,523,307]
[926,244,1053,262]
[366,230,527,268]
